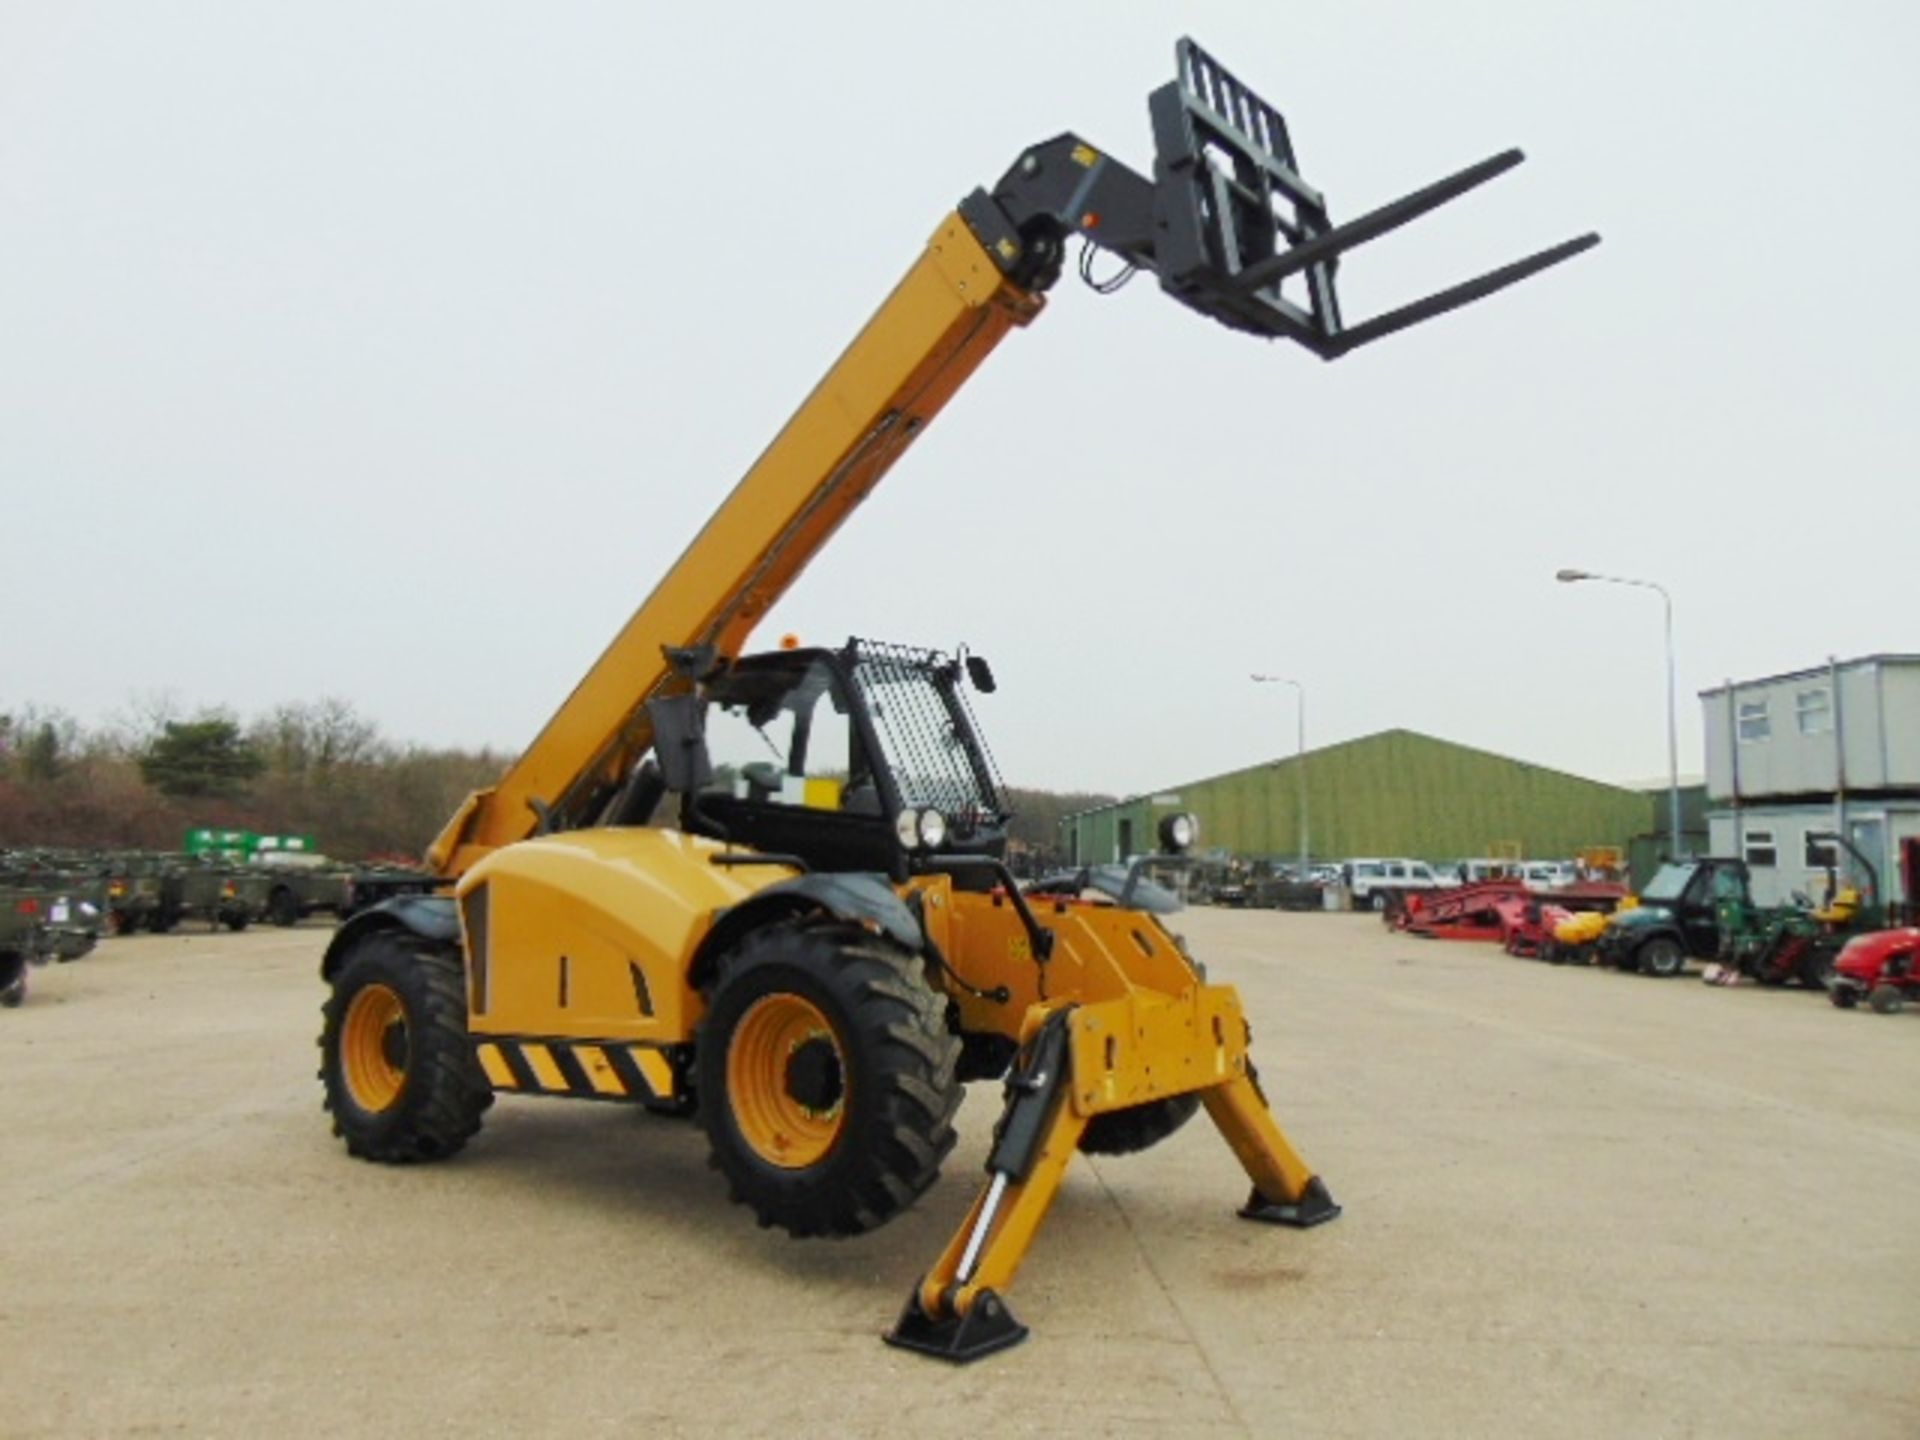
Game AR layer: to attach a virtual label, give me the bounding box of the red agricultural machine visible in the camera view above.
[1388,878,1627,956]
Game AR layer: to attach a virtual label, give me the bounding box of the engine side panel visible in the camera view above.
[456,829,796,1045]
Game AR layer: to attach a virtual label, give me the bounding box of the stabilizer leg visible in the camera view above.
[1202,1069,1343,1228]
[885,1010,1086,1362]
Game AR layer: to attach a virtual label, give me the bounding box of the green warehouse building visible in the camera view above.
[1060,729,1653,868]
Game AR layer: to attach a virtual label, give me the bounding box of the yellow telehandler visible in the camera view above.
[317,38,1596,1360]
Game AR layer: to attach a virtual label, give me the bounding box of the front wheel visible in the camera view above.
[1869,985,1906,1016]
[319,931,491,1162]
[1829,985,1858,1009]
[1637,936,1686,979]
[697,923,961,1238]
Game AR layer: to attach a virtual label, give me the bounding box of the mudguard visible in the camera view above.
[321,895,460,980]
[690,872,923,990]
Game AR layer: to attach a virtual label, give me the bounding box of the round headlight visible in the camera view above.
[894,809,922,850]
[917,808,947,851]
[1159,811,1198,853]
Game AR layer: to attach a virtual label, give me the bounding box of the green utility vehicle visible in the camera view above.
[1594,858,1752,977]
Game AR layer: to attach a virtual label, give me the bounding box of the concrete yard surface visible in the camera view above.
[3,911,1917,1438]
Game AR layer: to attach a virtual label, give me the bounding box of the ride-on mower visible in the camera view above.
[315,39,1595,1359]
[1704,832,1885,990]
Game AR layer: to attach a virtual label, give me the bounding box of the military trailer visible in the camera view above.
[341,862,444,919]
[0,884,48,1006]
[257,856,355,927]
[169,859,270,931]
[0,851,108,960]
[102,852,174,933]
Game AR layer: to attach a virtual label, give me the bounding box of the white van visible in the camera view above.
[1519,860,1580,889]
[1342,858,1445,910]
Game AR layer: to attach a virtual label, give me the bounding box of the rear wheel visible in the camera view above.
[1869,985,1906,1016]
[1638,935,1686,979]
[697,922,961,1238]
[1829,985,1858,1009]
[1798,945,1835,990]
[1080,1093,1202,1156]
[269,889,300,927]
[319,931,490,1162]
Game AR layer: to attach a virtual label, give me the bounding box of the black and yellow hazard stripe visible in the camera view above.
[474,1037,677,1104]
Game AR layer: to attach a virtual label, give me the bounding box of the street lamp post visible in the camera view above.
[1251,674,1308,879]
[1555,568,1683,858]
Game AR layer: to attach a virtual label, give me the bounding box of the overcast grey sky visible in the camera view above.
[3,2,1915,798]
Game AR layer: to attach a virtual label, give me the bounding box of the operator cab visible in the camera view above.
[681,637,1009,879]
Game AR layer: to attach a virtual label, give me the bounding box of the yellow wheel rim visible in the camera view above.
[725,992,847,1169]
[341,983,408,1113]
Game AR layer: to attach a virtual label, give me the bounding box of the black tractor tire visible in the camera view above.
[319,930,491,1163]
[268,888,300,928]
[1798,947,1836,991]
[108,909,138,937]
[146,909,178,934]
[1637,935,1686,979]
[1869,985,1906,1016]
[1829,985,1858,1009]
[1080,1092,1203,1156]
[1,953,24,1008]
[223,913,250,932]
[696,922,961,1238]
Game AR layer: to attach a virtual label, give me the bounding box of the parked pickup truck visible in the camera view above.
[1343,858,1447,911]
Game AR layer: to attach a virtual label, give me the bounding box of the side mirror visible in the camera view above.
[965,654,997,694]
[647,694,713,794]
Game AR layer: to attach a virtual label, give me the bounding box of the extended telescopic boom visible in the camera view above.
[428,37,1596,876]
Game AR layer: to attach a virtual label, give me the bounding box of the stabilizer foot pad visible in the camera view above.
[1238,1176,1343,1229]
[883,1287,1028,1363]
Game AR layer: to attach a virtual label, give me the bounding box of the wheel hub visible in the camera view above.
[726,992,848,1170]
[340,983,409,1113]
[785,1036,844,1113]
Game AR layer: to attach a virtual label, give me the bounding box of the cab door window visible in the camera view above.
[702,660,860,811]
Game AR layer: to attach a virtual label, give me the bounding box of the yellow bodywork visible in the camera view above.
[455,828,792,1044]
[450,827,1329,1326]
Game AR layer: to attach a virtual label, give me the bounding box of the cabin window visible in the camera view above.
[1795,687,1832,735]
